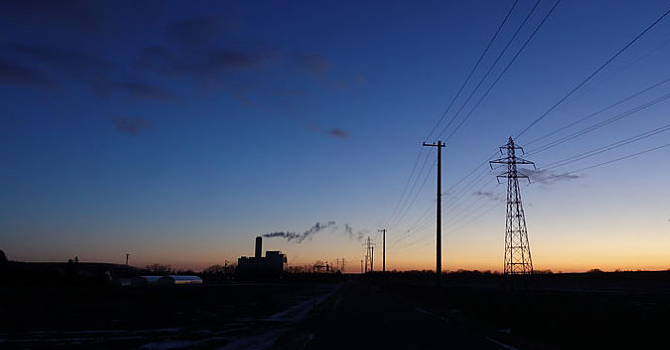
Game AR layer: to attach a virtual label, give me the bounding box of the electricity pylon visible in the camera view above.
[363,237,375,273]
[490,137,535,275]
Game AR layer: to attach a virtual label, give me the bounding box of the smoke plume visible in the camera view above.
[344,223,364,241]
[263,221,336,243]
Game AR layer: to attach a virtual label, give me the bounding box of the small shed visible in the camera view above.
[132,275,164,286]
[164,275,203,285]
[132,275,202,286]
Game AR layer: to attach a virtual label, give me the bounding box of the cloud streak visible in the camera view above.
[1,0,108,31]
[291,52,331,77]
[309,125,350,139]
[0,57,55,88]
[327,128,349,139]
[473,190,505,202]
[527,169,581,185]
[111,116,154,135]
[113,82,176,101]
[7,42,113,75]
[166,15,239,48]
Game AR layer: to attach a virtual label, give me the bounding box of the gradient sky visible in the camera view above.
[1,0,669,273]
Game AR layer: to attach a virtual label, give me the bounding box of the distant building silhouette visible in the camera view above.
[132,275,202,286]
[237,236,287,277]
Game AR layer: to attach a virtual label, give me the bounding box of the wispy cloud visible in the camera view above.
[0,0,108,31]
[527,169,581,185]
[290,51,331,77]
[309,125,350,140]
[166,15,239,48]
[136,46,265,82]
[111,116,154,135]
[327,128,349,139]
[473,190,505,202]
[0,56,55,88]
[113,82,176,102]
[271,88,306,97]
[7,42,113,75]
[132,15,332,108]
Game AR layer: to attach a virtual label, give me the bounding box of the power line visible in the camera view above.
[444,0,563,142]
[515,4,670,139]
[388,157,436,230]
[448,199,501,235]
[425,0,521,142]
[546,141,670,175]
[437,0,543,140]
[383,148,429,228]
[527,90,670,156]
[553,36,670,113]
[443,149,499,193]
[524,74,670,147]
[539,123,670,171]
[384,0,528,232]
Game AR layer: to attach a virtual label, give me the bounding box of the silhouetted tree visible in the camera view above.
[0,249,7,272]
[203,264,225,274]
[145,264,174,275]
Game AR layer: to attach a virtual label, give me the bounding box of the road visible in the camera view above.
[296,281,510,350]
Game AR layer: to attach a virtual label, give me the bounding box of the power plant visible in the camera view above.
[236,236,287,277]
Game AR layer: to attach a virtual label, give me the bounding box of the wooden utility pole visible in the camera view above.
[378,229,386,272]
[371,247,374,272]
[423,140,445,290]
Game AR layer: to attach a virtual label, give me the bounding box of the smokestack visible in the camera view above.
[255,236,262,259]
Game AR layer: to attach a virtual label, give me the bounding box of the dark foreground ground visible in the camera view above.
[3,271,670,349]
[0,281,341,349]
[276,280,504,350]
[363,271,670,349]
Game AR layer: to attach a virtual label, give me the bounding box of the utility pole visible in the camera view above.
[341,258,346,273]
[125,253,129,266]
[371,246,374,272]
[378,229,386,272]
[360,259,363,274]
[423,140,445,290]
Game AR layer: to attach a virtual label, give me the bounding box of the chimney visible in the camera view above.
[255,236,262,259]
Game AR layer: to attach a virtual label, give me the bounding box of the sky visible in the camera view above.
[1,0,669,273]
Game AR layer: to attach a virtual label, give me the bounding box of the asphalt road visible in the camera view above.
[301,281,508,350]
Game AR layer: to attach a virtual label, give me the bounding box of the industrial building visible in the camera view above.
[237,236,287,277]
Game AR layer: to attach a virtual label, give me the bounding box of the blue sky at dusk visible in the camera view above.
[1,0,669,272]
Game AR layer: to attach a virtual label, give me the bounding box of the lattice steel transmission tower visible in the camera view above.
[363,237,375,273]
[490,137,535,275]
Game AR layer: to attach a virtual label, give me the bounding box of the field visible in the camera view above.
[0,280,341,349]
[2,270,670,349]
[370,270,670,349]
